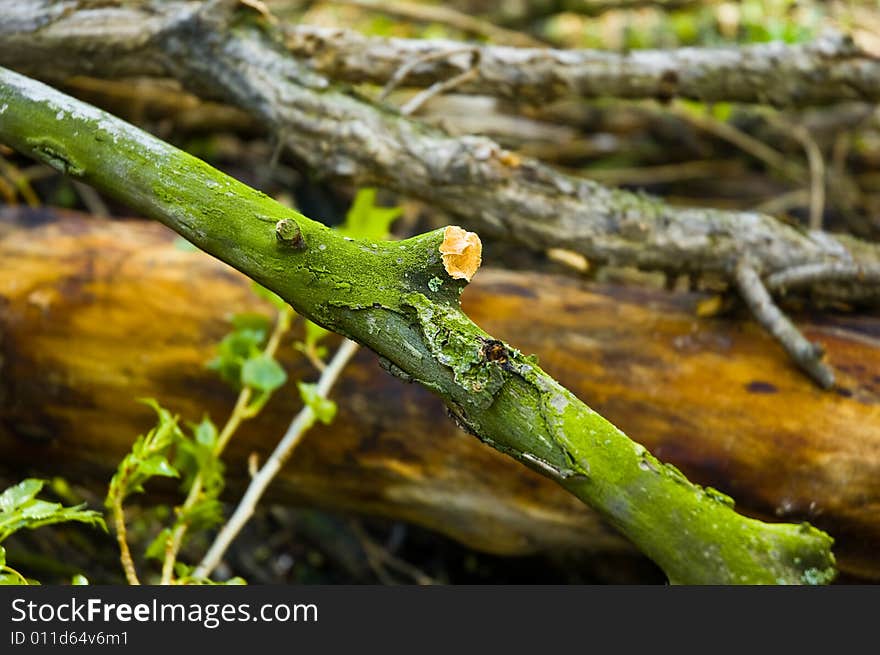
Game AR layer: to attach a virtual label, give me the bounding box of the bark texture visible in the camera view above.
[285,25,880,108]
[2,210,880,579]
[1,1,878,310]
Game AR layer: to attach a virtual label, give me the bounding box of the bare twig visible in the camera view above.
[400,64,479,116]
[0,174,16,205]
[329,0,544,47]
[0,155,39,207]
[766,262,880,292]
[348,520,435,585]
[378,46,476,102]
[774,120,826,230]
[735,258,835,389]
[72,180,110,217]
[667,103,803,183]
[753,189,811,216]
[193,338,360,580]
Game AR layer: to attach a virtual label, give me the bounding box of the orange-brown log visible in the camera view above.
[1,208,878,579]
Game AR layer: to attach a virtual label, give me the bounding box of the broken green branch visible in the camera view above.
[0,66,836,584]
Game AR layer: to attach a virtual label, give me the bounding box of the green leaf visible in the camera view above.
[193,416,218,449]
[251,281,288,310]
[242,354,287,393]
[178,498,224,532]
[298,382,337,425]
[144,527,172,562]
[174,425,224,492]
[304,320,330,349]
[0,545,5,568]
[207,327,267,387]
[338,188,402,241]
[20,500,63,520]
[0,477,105,543]
[106,400,184,508]
[71,574,89,585]
[174,561,194,579]
[222,577,247,585]
[0,479,45,513]
[138,456,179,479]
[0,572,22,585]
[231,313,272,333]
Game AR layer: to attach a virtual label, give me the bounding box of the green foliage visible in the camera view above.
[0,478,104,585]
[175,418,223,498]
[207,299,289,415]
[242,354,287,393]
[106,400,182,509]
[207,325,270,388]
[144,527,172,562]
[294,319,330,366]
[0,479,105,542]
[338,188,402,241]
[298,382,338,426]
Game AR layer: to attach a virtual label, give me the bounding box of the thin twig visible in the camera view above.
[379,46,476,102]
[752,189,810,216]
[0,154,39,207]
[159,305,293,584]
[766,262,880,292]
[348,519,435,585]
[400,65,480,116]
[0,174,15,204]
[735,258,835,389]
[787,124,826,230]
[73,180,110,217]
[330,0,544,47]
[667,103,804,183]
[193,338,360,580]
[111,496,140,585]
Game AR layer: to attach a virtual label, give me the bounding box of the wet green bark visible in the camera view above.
[0,66,836,584]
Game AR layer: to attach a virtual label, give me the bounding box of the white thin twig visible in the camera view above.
[193,338,360,579]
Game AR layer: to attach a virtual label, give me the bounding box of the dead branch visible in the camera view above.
[284,25,880,108]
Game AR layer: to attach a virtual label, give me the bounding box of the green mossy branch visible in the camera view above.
[0,66,836,584]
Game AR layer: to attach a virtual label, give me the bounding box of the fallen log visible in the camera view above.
[1,209,879,579]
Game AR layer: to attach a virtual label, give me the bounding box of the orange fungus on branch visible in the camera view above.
[439,225,482,282]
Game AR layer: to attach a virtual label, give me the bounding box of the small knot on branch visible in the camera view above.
[275,218,304,249]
